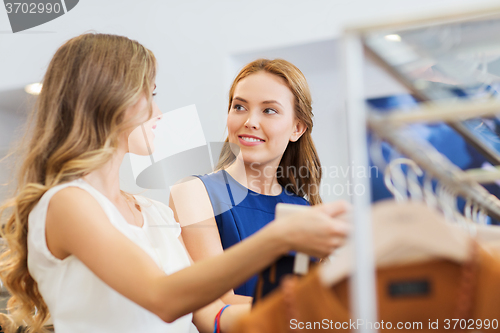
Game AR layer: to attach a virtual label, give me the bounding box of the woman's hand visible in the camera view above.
[267,201,351,258]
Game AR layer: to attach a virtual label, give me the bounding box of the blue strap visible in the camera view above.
[221,171,236,207]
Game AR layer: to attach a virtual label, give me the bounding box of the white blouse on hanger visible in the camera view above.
[27,178,199,333]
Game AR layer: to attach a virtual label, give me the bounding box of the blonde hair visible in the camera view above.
[0,33,156,332]
[216,58,323,205]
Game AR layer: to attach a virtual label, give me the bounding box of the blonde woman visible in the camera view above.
[0,34,349,333]
[170,59,345,304]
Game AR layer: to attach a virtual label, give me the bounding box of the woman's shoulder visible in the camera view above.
[34,179,97,214]
[134,196,176,222]
[191,171,231,197]
[170,175,211,200]
[195,170,226,185]
[280,188,310,206]
[133,195,183,237]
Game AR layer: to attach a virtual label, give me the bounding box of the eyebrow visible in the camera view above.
[233,96,283,107]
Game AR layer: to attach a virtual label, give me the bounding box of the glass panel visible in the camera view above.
[364,14,500,158]
[365,15,500,101]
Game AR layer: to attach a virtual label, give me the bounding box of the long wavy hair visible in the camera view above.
[216,59,322,205]
[0,33,156,332]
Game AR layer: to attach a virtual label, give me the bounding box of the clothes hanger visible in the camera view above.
[369,135,387,171]
[464,198,474,222]
[423,173,439,209]
[384,157,425,204]
[407,162,424,201]
[320,200,472,287]
[436,183,454,222]
[384,158,412,202]
[413,173,500,246]
[468,199,500,250]
[393,162,500,251]
[473,203,500,253]
[382,154,497,236]
[275,203,311,275]
[479,207,488,224]
[443,183,466,225]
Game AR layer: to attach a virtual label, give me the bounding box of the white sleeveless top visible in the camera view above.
[27,179,199,333]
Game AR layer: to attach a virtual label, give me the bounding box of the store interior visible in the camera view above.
[2,1,500,332]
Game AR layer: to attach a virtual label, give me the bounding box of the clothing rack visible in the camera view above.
[373,100,500,127]
[343,6,500,333]
[344,33,378,332]
[362,24,500,166]
[368,114,500,222]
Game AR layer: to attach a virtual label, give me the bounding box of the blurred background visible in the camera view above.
[1,0,499,205]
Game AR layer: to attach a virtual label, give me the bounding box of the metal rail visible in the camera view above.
[369,115,500,221]
[363,45,500,166]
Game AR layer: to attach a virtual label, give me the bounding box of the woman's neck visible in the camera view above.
[225,158,282,196]
[82,149,126,203]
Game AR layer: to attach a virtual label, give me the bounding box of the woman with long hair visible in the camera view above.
[170,59,343,304]
[0,34,348,333]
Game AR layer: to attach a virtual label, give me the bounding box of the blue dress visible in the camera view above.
[196,170,309,296]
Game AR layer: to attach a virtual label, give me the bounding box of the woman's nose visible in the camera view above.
[152,102,163,119]
[244,112,259,129]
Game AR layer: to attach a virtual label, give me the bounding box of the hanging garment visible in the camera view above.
[233,201,500,332]
[253,255,318,306]
[233,245,500,332]
[197,170,309,296]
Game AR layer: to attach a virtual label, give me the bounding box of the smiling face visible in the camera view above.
[227,71,306,167]
[127,94,162,156]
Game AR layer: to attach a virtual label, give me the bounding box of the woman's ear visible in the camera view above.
[290,119,307,142]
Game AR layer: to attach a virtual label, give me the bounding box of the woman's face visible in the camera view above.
[227,71,306,167]
[127,94,162,156]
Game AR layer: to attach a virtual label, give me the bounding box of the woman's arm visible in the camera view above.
[179,234,250,332]
[191,298,250,333]
[169,177,252,304]
[46,187,348,324]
